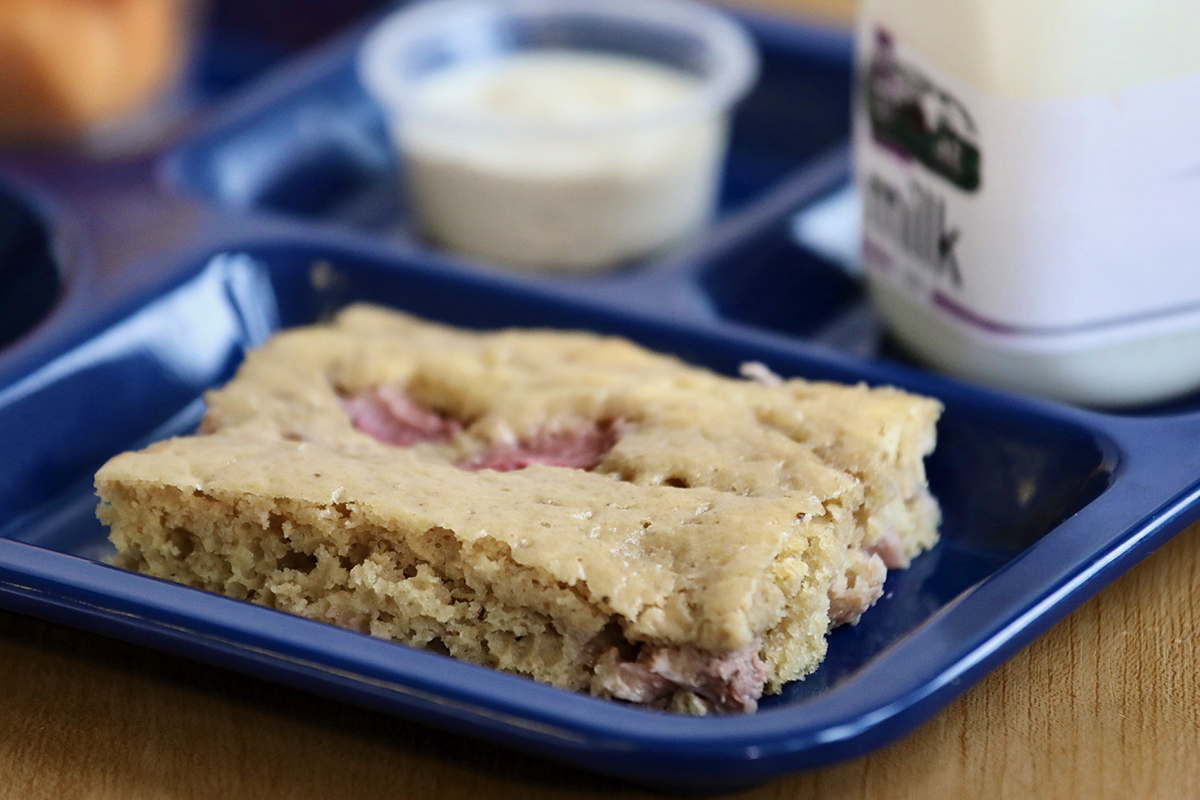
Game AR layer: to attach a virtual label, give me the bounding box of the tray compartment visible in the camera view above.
[171,55,400,225]
[14,241,1200,788]
[166,15,853,256]
[0,245,1114,693]
[698,198,865,341]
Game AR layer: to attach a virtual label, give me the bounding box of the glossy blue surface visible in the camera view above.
[2,7,1200,792]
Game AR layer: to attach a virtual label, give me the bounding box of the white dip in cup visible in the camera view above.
[359,0,758,273]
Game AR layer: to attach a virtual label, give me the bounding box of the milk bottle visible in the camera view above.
[855,0,1200,406]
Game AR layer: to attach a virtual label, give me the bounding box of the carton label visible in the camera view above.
[855,25,1200,347]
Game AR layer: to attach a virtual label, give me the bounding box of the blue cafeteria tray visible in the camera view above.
[3,5,1200,792]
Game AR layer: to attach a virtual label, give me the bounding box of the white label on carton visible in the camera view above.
[855,27,1200,348]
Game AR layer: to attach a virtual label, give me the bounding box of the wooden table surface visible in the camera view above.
[4,2,1200,798]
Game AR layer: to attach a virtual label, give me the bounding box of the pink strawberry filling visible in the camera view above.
[462,423,618,472]
[341,386,617,471]
[339,385,461,446]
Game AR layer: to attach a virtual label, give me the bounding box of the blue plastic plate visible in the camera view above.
[2,8,1200,792]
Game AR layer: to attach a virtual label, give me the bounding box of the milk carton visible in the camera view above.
[855,0,1200,406]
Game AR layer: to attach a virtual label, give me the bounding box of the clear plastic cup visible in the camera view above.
[358,0,759,273]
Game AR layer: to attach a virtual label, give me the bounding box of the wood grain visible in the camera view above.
[5,1,1200,798]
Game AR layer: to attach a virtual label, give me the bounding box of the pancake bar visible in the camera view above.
[95,305,941,713]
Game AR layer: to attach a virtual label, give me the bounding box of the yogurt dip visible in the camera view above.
[359,0,758,274]
[398,51,723,272]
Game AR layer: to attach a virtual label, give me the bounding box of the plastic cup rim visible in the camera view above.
[357,0,760,138]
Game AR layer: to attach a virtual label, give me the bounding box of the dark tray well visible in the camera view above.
[0,189,59,351]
